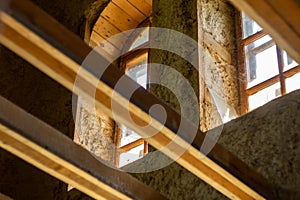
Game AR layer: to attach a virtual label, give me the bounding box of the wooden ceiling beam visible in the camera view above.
[229,0,300,64]
[0,96,166,200]
[0,0,275,199]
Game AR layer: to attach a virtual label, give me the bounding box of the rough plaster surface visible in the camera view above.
[218,90,300,199]
[75,97,116,164]
[131,0,234,199]
[149,0,199,124]
[199,0,239,131]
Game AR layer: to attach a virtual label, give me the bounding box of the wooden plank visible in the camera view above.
[145,0,152,6]
[0,193,13,200]
[112,0,147,22]
[90,31,120,57]
[127,0,152,16]
[0,0,276,199]
[229,0,300,66]
[94,16,122,35]
[102,2,139,32]
[264,0,300,36]
[0,97,166,200]
[93,16,129,49]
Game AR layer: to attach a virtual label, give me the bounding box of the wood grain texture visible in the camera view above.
[90,31,120,57]
[0,0,276,199]
[93,16,128,49]
[0,97,166,200]
[90,0,151,58]
[112,0,146,22]
[102,2,139,31]
[127,0,152,16]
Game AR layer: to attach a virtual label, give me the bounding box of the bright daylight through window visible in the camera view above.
[241,13,300,111]
[115,25,150,168]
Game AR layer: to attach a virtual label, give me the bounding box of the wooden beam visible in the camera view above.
[0,0,275,199]
[229,0,300,65]
[0,97,166,200]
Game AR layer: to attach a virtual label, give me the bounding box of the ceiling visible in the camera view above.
[89,0,152,61]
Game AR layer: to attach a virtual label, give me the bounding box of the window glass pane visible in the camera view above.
[248,82,281,110]
[253,35,272,47]
[242,13,262,38]
[126,61,147,89]
[120,125,142,146]
[129,27,149,51]
[125,53,148,89]
[119,144,144,167]
[286,73,300,93]
[245,36,278,88]
[282,50,298,71]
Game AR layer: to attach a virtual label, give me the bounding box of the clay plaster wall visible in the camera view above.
[131,0,239,199]
[74,97,116,164]
[199,0,240,131]
[218,90,300,199]
[149,0,199,124]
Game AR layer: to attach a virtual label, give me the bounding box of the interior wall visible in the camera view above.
[0,0,111,199]
[218,90,300,199]
[149,0,199,124]
[74,97,116,164]
[199,0,240,131]
[130,0,239,199]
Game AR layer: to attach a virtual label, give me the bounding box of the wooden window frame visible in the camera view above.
[236,11,299,113]
[114,18,151,167]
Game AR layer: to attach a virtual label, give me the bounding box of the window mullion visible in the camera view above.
[242,30,266,46]
[276,46,286,95]
[282,65,300,78]
[235,10,248,114]
[119,138,144,152]
[246,75,281,96]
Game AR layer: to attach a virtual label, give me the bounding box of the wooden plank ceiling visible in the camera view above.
[89,0,152,59]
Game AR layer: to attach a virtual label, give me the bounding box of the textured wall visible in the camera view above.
[199,0,239,131]
[74,97,116,164]
[130,0,239,199]
[218,90,300,199]
[149,0,199,124]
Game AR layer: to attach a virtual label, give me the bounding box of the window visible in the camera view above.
[115,22,150,168]
[238,13,300,112]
